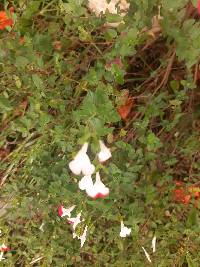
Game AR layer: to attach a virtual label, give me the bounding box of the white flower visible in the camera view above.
[73,225,88,248]
[58,205,76,218]
[69,143,95,176]
[79,225,88,247]
[39,223,45,232]
[97,140,112,162]
[88,0,130,27]
[78,175,93,191]
[86,172,109,199]
[152,236,156,253]
[68,212,83,230]
[119,221,131,237]
[142,247,152,263]
[88,0,129,16]
[0,252,5,262]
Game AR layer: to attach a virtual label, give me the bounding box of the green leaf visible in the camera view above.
[186,253,198,267]
[186,208,197,227]
[32,74,45,90]
[146,131,162,151]
[21,0,41,20]
[15,56,29,69]
[0,96,12,112]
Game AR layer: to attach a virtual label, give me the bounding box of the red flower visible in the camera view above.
[0,8,14,30]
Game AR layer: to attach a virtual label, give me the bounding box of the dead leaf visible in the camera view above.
[117,97,134,120]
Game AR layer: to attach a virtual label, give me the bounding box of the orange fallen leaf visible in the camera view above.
[0,8,14,30]
[54,41,62,50]
[173,182,200,207]
[173,188,191,206]
[19,36,25,45]
[198,0,200,15]
[117,98,134,120]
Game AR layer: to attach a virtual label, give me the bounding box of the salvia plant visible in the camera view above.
[0,0,200,266]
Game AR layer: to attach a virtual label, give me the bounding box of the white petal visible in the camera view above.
[39,223,45,232]
[81,161,95,176]
[69,143,91,175]
[72,232,77,239]
[85,185,97,198]
[92,172,109,197]
[79,175,93,191]
[152,236,156,253]
[69,160,82,175]
[120,221,131,237]
[79,225,88,247]
[142,247,152,263]
[70,212,83,230]
[0,252,5,262]
[97,140,112,162]
[80,142,89,153]
[59,205,76,218]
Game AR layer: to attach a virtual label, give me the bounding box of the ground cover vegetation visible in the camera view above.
[0,0,200,266]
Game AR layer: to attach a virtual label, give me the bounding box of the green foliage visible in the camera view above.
[0,0,200,266]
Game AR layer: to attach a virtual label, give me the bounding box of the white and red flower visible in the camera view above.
[73,225,88,248]
[90,172,109,199]
[119,221,131,237]
[0,243,10,262]
[79,172,109,199]
[97,140,112,163]
[58,205,76,218]
[0,244,10,252]
[69,143,95,176]
[68,212,83,230]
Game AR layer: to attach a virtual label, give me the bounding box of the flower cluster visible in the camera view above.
[58,205,87,247]
[0,243,10,262]
[59,139,132,247]
[119,221,131,237]
[69,140,111,199]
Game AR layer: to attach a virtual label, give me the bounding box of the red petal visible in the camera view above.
[67,219,74,225]
[0,246,10,252]
[92,192,109,199]
[58,206,63,217]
